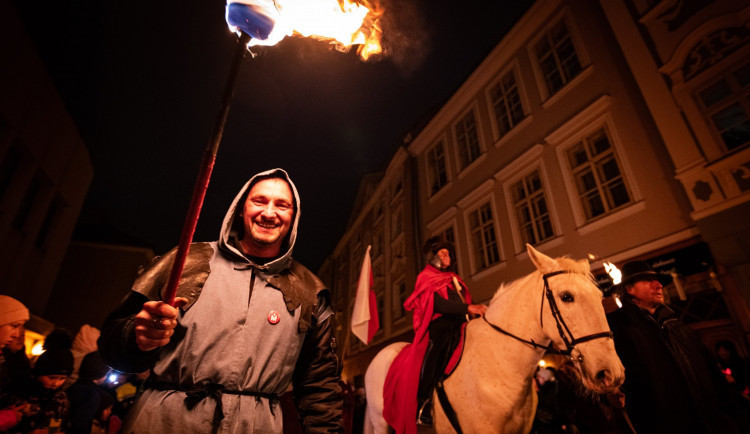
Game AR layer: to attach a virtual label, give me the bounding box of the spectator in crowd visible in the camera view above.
[341,380,355,434]
[531,367,569,433]
[65,325,101,390]
[553,360,634,434]
[67,351,111,433]
[90,389,120,434]
[3,326,32,392]
[0,295,30,431]
[715,340,750,410]
[16,329,73,433]
[607,261,746,433]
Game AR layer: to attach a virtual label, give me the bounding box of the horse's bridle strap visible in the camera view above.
[481,315,552,352]
[483,269,613,357]
[542,270,613,354]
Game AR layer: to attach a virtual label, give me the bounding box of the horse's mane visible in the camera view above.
[490,255,594,304]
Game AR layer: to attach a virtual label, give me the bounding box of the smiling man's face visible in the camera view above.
[240,177,295,258]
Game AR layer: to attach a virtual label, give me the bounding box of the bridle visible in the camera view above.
[437,270,615,434]
[482,269,613,362]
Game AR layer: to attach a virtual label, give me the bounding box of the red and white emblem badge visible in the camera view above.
[267,310,280,324]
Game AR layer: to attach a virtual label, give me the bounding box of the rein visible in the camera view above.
[483,269,613,360]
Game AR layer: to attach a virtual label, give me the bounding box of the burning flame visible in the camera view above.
[226,0,383,60]
[604,262,621,285]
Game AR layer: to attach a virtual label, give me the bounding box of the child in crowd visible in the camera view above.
[15,330,73,433]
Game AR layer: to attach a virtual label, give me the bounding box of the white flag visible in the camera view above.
[351,245,379,344]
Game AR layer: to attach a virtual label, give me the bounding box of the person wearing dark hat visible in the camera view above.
[383,236,487,433]
[607,261,746,434]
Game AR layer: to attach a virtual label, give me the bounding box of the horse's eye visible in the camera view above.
[560,292,574,303]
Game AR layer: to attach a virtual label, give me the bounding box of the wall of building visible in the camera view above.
[322,0,750,380]
[600,0,750,347]
[44,241,154,334]
[0,2,94,320]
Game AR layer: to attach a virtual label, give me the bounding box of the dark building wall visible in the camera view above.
[44,241,154,333]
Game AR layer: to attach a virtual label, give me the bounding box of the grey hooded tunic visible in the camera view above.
[98,169,342,433]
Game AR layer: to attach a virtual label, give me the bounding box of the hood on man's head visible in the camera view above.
[0,295,29,327]
[219,168,301,265]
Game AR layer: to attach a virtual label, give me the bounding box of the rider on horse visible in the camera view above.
[383,236,487,431]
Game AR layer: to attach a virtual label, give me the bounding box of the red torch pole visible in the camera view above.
[163,32,252,306]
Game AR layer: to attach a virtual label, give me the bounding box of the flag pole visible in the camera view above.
[340,314,353,363]
[163,32,251,306]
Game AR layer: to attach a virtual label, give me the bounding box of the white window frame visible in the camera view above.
[527,9,591,104]
[391,276,408,323]
[390,202,403,240]
[391,173,404,203]
[485,61,532,146]
[495,145,562,254]
[425,134,452,198]
[452,103,486,177]
[660,16,750,162]
[693,59,750,154]
[547,96,643,232]
[457,180,503,274]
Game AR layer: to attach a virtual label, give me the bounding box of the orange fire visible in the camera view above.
[229,0,383,61]
[603,262,622,285]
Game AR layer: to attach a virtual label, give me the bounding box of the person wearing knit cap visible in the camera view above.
[0,295,29,431]
[0,295,29,351]
[15,329,73,433]
[32,329,74,391]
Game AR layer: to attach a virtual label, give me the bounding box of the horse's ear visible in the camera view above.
[578,258,591,272]
[527,243,557,274]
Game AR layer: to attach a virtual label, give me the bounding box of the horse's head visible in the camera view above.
[527,244,624,394]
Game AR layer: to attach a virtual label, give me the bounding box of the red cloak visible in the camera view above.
[382,265,472,434]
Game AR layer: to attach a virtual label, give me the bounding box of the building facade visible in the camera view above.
[320,0,750,382]
[0,2,94,319]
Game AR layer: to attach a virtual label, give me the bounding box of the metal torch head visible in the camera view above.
[226,0,279,40]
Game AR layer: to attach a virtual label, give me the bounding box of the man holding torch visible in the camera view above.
[98,168,342,433]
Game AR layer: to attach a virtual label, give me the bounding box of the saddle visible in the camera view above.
[418,322,468,397]
[444,322,468,375]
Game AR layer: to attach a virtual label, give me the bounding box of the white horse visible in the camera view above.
[364,244,624,433]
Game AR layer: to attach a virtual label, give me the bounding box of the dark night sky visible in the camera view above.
[15,0,531,270]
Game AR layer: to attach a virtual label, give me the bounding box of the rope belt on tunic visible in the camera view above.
[147,380,280,424]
